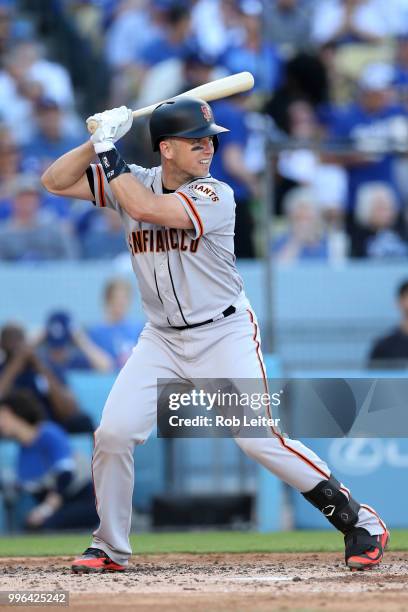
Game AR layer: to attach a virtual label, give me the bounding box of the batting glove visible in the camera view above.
[87,106,133,154]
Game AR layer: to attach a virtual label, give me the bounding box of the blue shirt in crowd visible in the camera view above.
[210,100,250,201]
[139,36,194,66]
[17,421,74,492]
[328,103,407,210]
[88,320,144,369]
[220,42,282,95]
[272,234,329,260]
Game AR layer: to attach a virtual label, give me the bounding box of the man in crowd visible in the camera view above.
[0,323,93,433]
[369,280,408,367]
[0,173,78,261]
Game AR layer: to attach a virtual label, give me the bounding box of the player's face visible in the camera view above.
[165,136,215,178]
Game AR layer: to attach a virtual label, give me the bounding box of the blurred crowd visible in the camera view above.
[2,0,408,260]
[0,277,143,432]
[0,273,143,531]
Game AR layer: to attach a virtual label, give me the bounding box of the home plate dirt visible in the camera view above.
[1,552,407,611]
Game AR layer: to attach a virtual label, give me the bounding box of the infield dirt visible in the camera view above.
[1,552,407,611]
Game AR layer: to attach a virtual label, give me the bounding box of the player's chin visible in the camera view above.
[194,162,211,176]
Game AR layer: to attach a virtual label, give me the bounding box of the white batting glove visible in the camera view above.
[87,106,133,154]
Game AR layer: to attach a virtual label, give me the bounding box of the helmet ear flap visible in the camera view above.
[213,135,219,153]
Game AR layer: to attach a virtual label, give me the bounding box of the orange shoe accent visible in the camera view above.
[346,530,389,571]
[71,547,126,573]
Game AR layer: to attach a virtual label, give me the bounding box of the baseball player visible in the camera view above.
[41,98,389,573]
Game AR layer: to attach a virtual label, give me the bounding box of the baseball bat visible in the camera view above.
[87,71,254,134]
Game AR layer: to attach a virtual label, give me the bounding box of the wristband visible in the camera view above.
[97,147,130,183]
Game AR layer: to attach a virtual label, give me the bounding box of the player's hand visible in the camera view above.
[26,503,53,528]
[87,106,133,154]
[26,493,62,528]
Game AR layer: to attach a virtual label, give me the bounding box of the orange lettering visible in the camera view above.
[156,231,165,252]
[132,231,142,253]
[164,229,170,251]
[180,230,188,251]
[169,229,179,249]
[190,237,200,253]
[128,233,135,256]
[142,230,149,253]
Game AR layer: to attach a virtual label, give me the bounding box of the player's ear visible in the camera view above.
[159,139,174,160]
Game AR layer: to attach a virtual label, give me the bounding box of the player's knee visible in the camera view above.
[234,437,259,458]
[95,424,132,451]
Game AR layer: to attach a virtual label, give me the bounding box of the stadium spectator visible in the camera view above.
[88,278,144,369]
[78,208,129,260]
[0,125,20,219]
[0,390,98,531]
[310,0,391,47]
[266,0,312,53]
[313,164,349,261]
[272,186,330,262]
[22,97,85,219]
[351,182,408,258]
[264,52,329,139]
[382,0,408,37]
[0,41,77,145]
[191,0,244,59]
[0,46,37,145]
[220,2,282,96]
[37,311,114,374]
[138,3,193,67]
[327,62,408,217]
[0,323,93,434]
[368,279,408,368]
[9,41,75,109]
[393,34,408,107]
[278,141,349,260]
[0,174,78,261]
[211,95,258,258]
[179,49,217,92]
[104,0,160,70]
[23,98,85,176]
[108,2,194,107]
[0,0,13,57]
[271,99,324,215]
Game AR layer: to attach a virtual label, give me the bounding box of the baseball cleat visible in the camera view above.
[345,528,389,571]
[71,547,126,573]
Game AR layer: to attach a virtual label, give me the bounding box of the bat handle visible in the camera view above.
[86,118,99,134]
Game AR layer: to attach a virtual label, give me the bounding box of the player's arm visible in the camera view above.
[109,174,193,229]
[85,106,193,229]
[41,141,95,201]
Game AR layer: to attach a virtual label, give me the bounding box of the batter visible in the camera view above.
[41,99,388,573]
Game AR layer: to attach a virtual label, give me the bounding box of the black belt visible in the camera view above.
[172,305,236,330]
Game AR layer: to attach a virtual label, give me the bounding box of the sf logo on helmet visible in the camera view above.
[201,105,212,122]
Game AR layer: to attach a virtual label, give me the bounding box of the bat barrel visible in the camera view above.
[86,71,255,134]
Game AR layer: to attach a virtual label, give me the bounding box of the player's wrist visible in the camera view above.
[93,140,115,154]
[97,147,130,183]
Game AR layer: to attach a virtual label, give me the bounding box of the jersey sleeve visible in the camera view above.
[175,180,235,238]
[86,163,118,211]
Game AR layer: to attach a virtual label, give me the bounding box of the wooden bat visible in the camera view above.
[87,71,254,134]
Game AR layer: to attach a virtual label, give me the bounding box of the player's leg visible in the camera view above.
[72,324,182,571]
[189,307,388,569]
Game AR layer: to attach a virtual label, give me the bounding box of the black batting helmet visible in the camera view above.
[149,96,229,152]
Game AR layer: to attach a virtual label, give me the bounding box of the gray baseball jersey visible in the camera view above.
[87,163,243,327]
[85,162,386,567]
